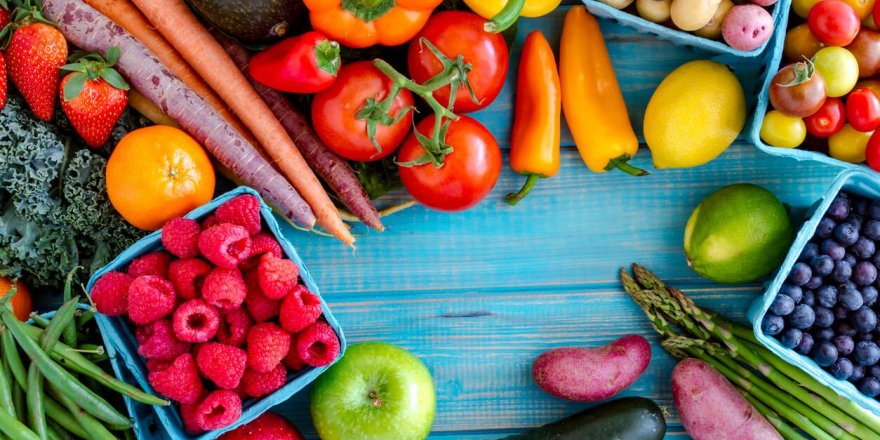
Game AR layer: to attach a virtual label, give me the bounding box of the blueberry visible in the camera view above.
[853,306,879,333]
[833,261,853,283]
[870,199,880,220]
[834,223,860,246]
[835,304,850,320]
[770,294,796,316]
[852,237,877,259]
[840,286,865,311]
[849,214,865,230]
[831,357,855,380]
[860,377,880,397]
[779,328,803,349]
[811,255,835,277]
[865,220,880,240]
[787,304,816,329]
[869,365,880,379]
[863,286,879,307]
[805,275,823,289]
[854,262,879,286]
[829,197,852,221]
[816,217,837,239]
[812,340,839,366]
[802,290,816,307]
[814,306,834,327]
[796,332,815,355]
[844,254,858,267]
[817,285,838,308]
[859,332,876,342]
[852,365,867,382]
[814,328,835,341]
[780,284,803,304]
[838,321,859,336]
[857,199,871,216]
[821,239,846,261]
[800,241,821,261]
[761,313,785,336]
[855,341,880,365]
[789,262,813,286]
[835,335,855,356]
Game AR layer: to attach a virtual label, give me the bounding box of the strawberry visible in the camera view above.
[0,7,11,31]
[0,53,6,110]
[218,412,304,440]
[60,47,130,147]
[6,19,67,121]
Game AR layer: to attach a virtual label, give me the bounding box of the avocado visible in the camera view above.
[187,0,305,44]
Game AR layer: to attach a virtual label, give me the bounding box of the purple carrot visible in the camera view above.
[216,33,384,231]
[42,0,315,228]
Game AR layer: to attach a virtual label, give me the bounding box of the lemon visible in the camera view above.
[644,60,746,169]
[684,184,793,284]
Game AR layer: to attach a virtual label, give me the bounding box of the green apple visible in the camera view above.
[310,342,436,440]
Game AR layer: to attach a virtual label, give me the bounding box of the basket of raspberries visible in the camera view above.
[85,188,345,439]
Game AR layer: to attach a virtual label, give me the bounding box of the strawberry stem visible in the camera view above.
[60,46,129,100]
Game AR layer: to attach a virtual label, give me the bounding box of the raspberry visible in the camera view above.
[216,194,262,235]
[196,343,247,389]
[147,353,204,404]
[128,251,172,278]
[128,276,176,325]
[282,338,306,371]
[193,390,242,431]
[173,299,220,343]
[198,223,251,269]
[296,321,340,367]
[241,364,286,398]
[168,258,212,300]
[279,285,322,333]
[146,358,173,373]
[161,217,201,258]
[246,323,290,372]
[240,233,283,271]
[202,268,247,310]
[257,255,299,300]
[244,270,280,322]
[180,403,205,435]
[201,214,221,229]
[90,272,133,316]
[218,412,304,440]
[136,319,191,361]
[216,308,253,347]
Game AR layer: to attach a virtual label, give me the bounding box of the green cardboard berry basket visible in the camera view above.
[86,187,346,439]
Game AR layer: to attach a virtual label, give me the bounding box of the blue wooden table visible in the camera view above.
[194,4,846,439]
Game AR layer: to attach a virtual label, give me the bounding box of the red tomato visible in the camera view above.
[809,0,862,46]
[398,115,502,211]
[407,11,509,113]
[867,130,880,170]
[847,88,880,131]
[249,31,340,94]
[805,97,847,137]
[312,61,414,162]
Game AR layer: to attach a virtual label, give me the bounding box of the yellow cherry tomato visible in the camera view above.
[761,110,807,148]
[814,47,860,98]
[793,0,822,18]
[829,124,873,163]
[844,0,875,19]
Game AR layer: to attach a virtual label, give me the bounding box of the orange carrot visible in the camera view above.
[130,0,353,246]
[82,0,254,145]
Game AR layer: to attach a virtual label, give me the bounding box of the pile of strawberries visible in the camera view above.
[90,194,341,433]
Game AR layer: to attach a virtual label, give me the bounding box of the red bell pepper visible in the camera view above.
[248,31,341,94]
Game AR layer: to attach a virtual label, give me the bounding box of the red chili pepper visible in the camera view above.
[248,31,341,94]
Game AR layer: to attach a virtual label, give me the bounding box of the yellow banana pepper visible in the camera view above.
[465,0,562,30]
[560,6,647,176]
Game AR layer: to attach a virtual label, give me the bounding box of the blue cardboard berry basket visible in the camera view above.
[86,187,347,439]
[582,0,789,58]
[748,169,880,416]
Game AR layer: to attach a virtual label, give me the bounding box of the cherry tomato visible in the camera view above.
[843,0,875,19]
[312,61,414,162]
[805,97,847,137]
[857,78,880,96]
[761,110,808,148]
[866,130,880,170]
[847,88,880,131]
[398,115,502,211]
[846,28,880,77]
[829,123,873,162]
[794,0,822,18]
[814,46,860,97]
[769,61,828,118]
[875,0,880,26]
[809,0,862,46]
[407,11,509,113]
[785,24,826,61]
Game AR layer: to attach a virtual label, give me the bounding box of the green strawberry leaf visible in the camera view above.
[105,46,120,66]
[99,68,129,91]
[63,73,87,101]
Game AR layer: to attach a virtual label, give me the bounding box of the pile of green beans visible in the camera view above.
[0,289,168,440]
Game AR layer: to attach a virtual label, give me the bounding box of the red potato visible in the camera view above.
[672,358,781,440]
[531,335,651,402]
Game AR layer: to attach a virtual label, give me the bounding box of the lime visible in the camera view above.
[684,184,794,284]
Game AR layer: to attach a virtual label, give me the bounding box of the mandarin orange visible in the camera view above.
[0,277,33,322]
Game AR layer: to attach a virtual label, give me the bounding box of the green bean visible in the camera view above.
[40,299,79,354]
[0,407,40,440]
[11,381,24,425]
[0,351,15,419]
[29,315,50,328]
[43,397,86,439]
[123,429,135,440]
[26,364,47,440]
[47,385,116,440]
[0,312,132,427]
[75,310,93,331]
[61,271,78,349]
[44,423,63,440]
[45,419,72,440]
[1,329,26,389]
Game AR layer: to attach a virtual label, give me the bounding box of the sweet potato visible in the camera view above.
[532,334,651,401]
[672,358,781,440]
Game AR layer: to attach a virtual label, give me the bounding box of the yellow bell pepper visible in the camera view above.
[560,6,647,176]
[464,0,562,32]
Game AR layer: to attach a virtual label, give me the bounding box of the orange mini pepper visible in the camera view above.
[507,31,561,205]
[303,0,443,49]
